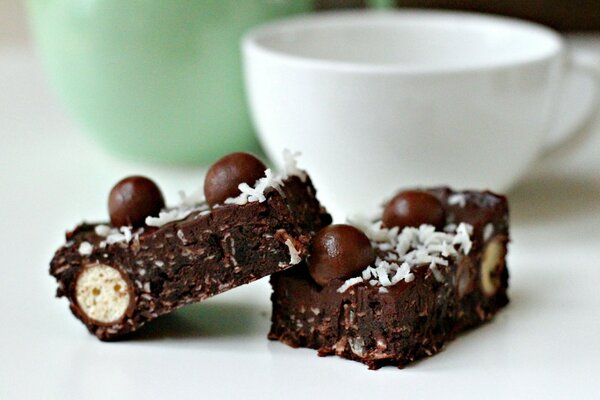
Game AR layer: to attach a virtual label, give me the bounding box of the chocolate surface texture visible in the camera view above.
[269,188,509,369]
[51,176,331,340]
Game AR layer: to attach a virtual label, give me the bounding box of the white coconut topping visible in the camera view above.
[146,209,183,227]
[145,197,209,228]
[336,277,365,293]
[429,264,445,282]
[90,226,143,248]
[78,241,93,256]
[222,151,309,205]
[453,222,473,254]
[285,239,302,265]
[84,151,305,234]
[483,222,494,241]
[145,151,309,227]
[94,225,112,237]
[75,264,131,323]
[444,223,457,233]
[224,168,283,205]
[448,193,467,207]
[338,217,473,293]
[282,149,307,182]
[105,226,136,245]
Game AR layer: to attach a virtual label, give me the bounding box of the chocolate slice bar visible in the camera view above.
[269,188,509,369]
[50,159,331,340]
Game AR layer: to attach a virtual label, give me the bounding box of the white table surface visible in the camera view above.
[1,35,600,399]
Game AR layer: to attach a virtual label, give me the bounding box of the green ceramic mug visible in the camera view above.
[28,0,313,164]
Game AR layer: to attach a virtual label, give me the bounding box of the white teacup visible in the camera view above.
[243,10,600,218]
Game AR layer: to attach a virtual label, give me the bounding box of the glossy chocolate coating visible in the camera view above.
[204,152,267,207]
[108,176,165,228]
[308,224,375,287]
[382,191,445,230]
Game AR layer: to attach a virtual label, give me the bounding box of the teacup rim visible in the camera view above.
[243,9,564,75]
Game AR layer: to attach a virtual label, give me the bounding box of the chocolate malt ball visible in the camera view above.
[204,152,267,207]
[308,224,375,286]
[382,191,445,230]
[108,176,165,228]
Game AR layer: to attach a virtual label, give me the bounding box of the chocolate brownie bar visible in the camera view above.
[50,152,331,340]
[269,188,509,369]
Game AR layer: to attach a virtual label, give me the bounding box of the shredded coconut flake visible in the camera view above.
[120,226,132,242]
[147,150,308,226]
[282,149,307,182]
[105,226,134,245]
[338,219,473,293]
[453,223,473,254]
[429,264,445,282]
[94,225,111,237]
[95,226,142,247]
[89,151,311,233]
[285,239,302,265]
[448,193,467,207]
[221,149,309,206]
[444,223,457,233]
[145,188,209,228]
[78,242,93,256]
[224,168,282,205]
[483,223,494,241]
[146,207,199,228]
[336,277,364,293]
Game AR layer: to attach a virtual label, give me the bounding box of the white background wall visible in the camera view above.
[0,0,28,44]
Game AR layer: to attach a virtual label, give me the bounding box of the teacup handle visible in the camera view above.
[541,49,600,159]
